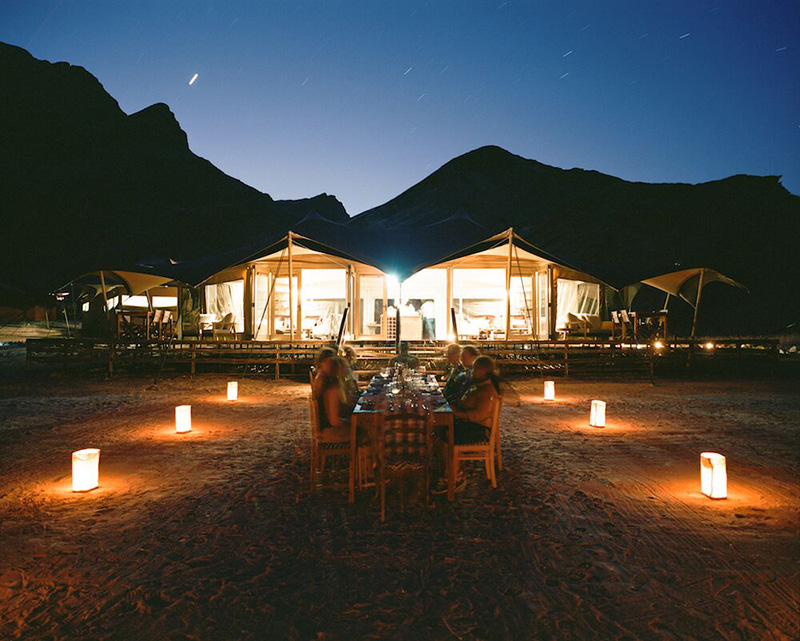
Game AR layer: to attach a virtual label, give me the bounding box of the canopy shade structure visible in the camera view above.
[631,267,747,338]
[63,270,176,298]
[639,268,746,308]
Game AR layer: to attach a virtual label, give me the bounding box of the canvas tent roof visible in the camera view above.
[423,228,612,286]
[83,221,610,292]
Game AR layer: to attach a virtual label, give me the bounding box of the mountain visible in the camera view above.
[0,43,347,304]
[351,146,800,334]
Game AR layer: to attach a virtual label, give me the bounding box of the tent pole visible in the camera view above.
[288,232,294,341]
[691,268,705,339]
[505,228,513,342]
[99,270,110,322]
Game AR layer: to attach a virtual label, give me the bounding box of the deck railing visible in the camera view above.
[24,337,780,379]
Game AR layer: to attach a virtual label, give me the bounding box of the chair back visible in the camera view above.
[379,409,433,470]
[152,309,164,323]
[620,309,631,323]
[307,395,320,442]
[162,310,172,323]
[611,310,620,324]
[489,395,503,449]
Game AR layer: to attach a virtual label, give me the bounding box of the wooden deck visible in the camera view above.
[24,337,780,379]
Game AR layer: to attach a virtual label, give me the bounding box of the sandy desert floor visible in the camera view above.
[0,365,798,640]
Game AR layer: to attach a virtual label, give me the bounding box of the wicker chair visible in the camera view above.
[377,407,433,522]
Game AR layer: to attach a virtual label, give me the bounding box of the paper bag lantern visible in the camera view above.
[175,405,192,433]
[700,452,727,499]
[72,448,100,492]
[543,380,555,401]
[589,400,606,427]
[227,381,238,401]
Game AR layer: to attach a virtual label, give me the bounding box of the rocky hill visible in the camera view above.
[350,146,800,334]
[0,43,347,305]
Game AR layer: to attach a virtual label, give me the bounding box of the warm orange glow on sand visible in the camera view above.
[563,416,643,434]
[520,394,574,405]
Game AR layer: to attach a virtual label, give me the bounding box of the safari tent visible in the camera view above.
[192,227,610,342]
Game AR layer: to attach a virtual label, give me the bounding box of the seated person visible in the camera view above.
[340,345,361,410]
[433,355,501,494]
[451,355,501,443]
[390,341,419,369]
[443,343,463,379]
[311,346,337,391]
[443,345,479,404]
[312,354,352,432]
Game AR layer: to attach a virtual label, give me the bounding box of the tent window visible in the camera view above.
[205,279,245,333]
[301,269,346,340]
[556,279,600,329]
[453,268,506,339]
[401,269,447,340]
[359,274,384,337]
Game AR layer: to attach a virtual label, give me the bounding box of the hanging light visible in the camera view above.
[654,340,664,350]
[227,381,238,401]
[72,448,100,492]
[175,405,192,433]
[700,452,727,499]
[543,380,555,401]
[589,400,606,428]
[704,342,715,350]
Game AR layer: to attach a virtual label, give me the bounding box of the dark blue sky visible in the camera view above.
[2,1,798,213]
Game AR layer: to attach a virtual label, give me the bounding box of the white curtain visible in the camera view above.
[205,280,245,332]
[556,279,600,328]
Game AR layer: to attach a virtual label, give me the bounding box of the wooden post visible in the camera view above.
[287,232,294,341]
[548,266,556,340]
[505,228,513,341]
[450,307,459,342]
[275,342,281,380]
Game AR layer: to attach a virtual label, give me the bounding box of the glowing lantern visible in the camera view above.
[654,340,664,350]
[704,342,715,350]
[72,448,100,492]
[543,380,555,401]
[589,400,606,428]
[227,381,238,401]
[700,452,727,499]
[175,405,192,433]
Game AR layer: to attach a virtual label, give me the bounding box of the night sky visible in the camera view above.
[1,0,798,214]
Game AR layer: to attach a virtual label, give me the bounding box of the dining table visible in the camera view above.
[350,370,458,501]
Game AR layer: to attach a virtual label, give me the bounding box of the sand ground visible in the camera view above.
[0,367,798,640]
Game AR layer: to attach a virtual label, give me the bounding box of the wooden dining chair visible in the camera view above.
[452,395,503,489]
[377,409,433,522]
[308,396,354,496]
